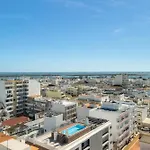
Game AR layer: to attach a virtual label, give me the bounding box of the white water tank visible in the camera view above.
[85,118,89,125]
[54,132,58,141]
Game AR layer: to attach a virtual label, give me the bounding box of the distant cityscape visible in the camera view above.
[0,73,150,150]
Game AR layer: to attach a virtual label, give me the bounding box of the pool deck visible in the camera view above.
[57,123,84,133]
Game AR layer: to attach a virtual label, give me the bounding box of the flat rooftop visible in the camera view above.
[27,117,109,150]
[140,135,150,144]
[143,118,150,125]
[1,139,30,150]
[0,145,11,150]
[101,101,128,112]
[52,100,76,106]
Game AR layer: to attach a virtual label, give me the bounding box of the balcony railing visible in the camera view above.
[102,132,109,138]
[102,140,109,147]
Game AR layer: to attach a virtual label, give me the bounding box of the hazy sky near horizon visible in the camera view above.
[1,0,150,72]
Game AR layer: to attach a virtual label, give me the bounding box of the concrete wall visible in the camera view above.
[0,81,6,106]
[142,107,148,121]
[90,109,118,141]
[44,114,63,132]
[140,142,150,150]
[77,107,118,142]
[77,107,92,120]
[28,80,40,97]
[90,130,103,150]
[51,103,66,113]
[137,106,148,121]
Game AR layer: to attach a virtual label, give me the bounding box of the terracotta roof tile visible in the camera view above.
[0,133,12,143]
[1,116,29,127]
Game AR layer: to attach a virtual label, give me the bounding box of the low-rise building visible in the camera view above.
[137,105,148,128]
[0,116,29,136]
[78,94,109,103]
[25,96,49,120]
[51,100,77,121]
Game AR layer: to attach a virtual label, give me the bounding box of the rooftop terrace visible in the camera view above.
[26,117,109,150]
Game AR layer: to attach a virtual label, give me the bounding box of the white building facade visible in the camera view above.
[0,79,40,117]
[77,101,134,150]
[27,115,113,150]
[113,74,128,86]
[51,100,77,121]
[137,105,148,128]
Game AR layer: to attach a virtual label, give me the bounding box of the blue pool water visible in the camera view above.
[62,124,85,136]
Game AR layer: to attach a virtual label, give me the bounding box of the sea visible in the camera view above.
[0,72,150,79]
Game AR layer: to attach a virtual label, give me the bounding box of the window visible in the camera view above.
[7,108,12,111]
[7,90,12,94]
[6,104,12,107]
[6,99,12,103]
[103,138,109,144]
[6,86,13,89]
[103,144,108,150]
[7,95,13,98]
[82,139,90,150]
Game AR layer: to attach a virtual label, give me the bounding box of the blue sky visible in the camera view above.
[0,0,150,72]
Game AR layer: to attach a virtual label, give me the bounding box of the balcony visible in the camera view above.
[118,133,129,146]
[102,132,109,138]
[103,144,109,150]
[83,146,90,150]
[6,100,13,104]
[7,95,13,98]
[102,139,109,147]
[117,140,125,150]
[119,124,124,129]
[122,123,129,130]
[118,129,129,142]
[124,120,129,125]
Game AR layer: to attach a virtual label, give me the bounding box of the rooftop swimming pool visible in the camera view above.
[62,124,86,136]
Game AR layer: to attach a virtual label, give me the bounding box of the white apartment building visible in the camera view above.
[77,101,132,150]
[137,105,148,128]
[51,100,77,121]
[118,101,138,137]
[0,79,40,118]
[113,74,128,86]
[26,114,113,150]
